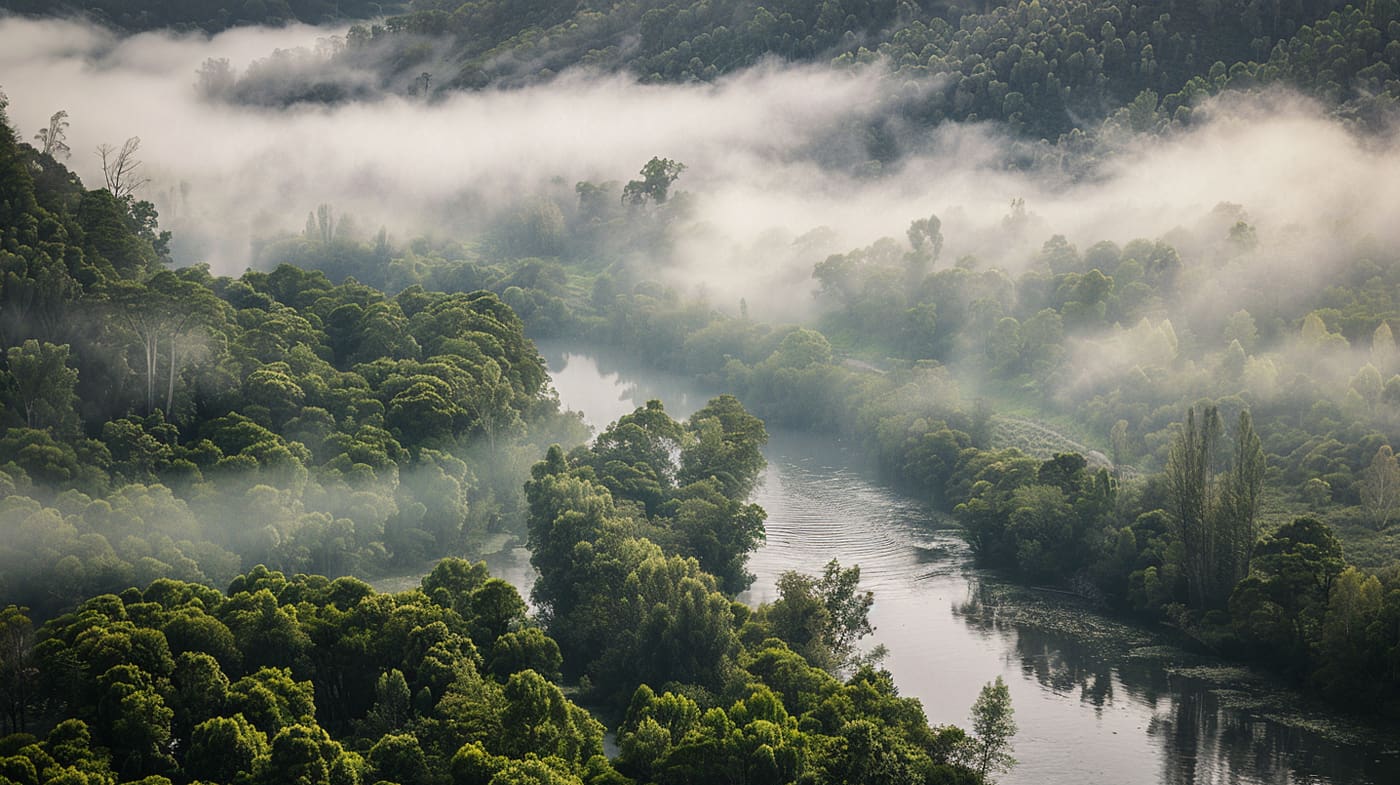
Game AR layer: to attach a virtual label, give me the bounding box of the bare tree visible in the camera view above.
[97,136,151,199]
[34,110,70,159]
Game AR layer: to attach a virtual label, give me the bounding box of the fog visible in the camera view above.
[2,16,1398,323]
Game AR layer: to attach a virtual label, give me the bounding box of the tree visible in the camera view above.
[0,605,36,733]
[1109,419,1130,474]
[171,651,230,741]
[1317,568,1384,687]
[102,673,176,775]
[489,628,562,683]
[34,110,70,159]
[1223,309,1257,352]
[369,732,428,785]
[1229,517,1344,669]
[264,723,355,785]
[1373,321,1397,372]
[1360,445,1400,530]
[622,157,685,206]
[186,714,269,784]
[963,676,1016,783]
[665,479,766,594]
[1165,407,1264,610]
[498,669,604,764]
[679,393,768,500]
[4,339,80,435]
[1217,410,1265,596]
[98,137,150,200]
[767,559,874,673]
[906,213,944,274]
[104,272,223,416]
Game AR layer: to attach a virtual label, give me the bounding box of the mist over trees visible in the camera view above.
[2,0,1400,781]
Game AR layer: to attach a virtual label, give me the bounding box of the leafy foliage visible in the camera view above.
[0,112,589,618]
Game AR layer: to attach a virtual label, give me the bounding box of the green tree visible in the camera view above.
[186,714,269,784]
[1360,445,1400,530]
[369,733,428,785]
[963,676,1016,783]
[622,157,685,206]
[766,559,874,673]
[488,628,562,683]
[4,339,80,435]
[498,669,604,764]
[679,393,768,500]
[170,651,229,741]
[360,669,411,736]
[664,479,766,594]
[1315,567,1386,700]
[263,723,357,785]
[1229,517,1344,670]
[1166,407,1264,610]
[228,666,316,735]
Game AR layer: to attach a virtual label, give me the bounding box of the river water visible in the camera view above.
[538,345,1399,785]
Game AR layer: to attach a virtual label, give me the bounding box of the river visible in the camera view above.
[538,344,1400,785]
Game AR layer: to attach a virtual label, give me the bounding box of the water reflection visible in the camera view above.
[542,346,1400,785]
[952,579,1396,784]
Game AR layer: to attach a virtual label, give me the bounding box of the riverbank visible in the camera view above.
[542,342,1400,785]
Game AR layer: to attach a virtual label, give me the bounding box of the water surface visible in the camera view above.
[540,344,1400,785]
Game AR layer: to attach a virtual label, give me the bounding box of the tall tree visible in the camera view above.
[767,559,874,673]
[0,606,37,734]
[1166,407,1265,610]
[97,136,150,200]
[103,272,222,416]
[1218,410,1265,594]
[1360,445,1400,531]
[34,110,70,159]
[1166,406,1221,610]
[4,339,80,436]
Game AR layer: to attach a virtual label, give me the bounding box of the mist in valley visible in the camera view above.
[3,15,1396,329]
[7,6,1400,785]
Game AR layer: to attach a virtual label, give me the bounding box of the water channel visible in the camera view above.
[534,344,1400,785]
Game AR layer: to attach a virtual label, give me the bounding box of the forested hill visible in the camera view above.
[0,100,590,618]
[0,0,406,32]
[9,1,1396,144]
[35,0,1388,144]
[369,0,1387,134]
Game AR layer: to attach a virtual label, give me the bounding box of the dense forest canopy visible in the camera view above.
[0,0,407,32]
[0,76,994,785]
[3,0,1400,781]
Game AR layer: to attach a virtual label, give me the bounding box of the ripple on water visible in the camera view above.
[543,351,1400,785]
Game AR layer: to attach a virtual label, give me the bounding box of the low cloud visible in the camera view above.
[1,17,1397,327]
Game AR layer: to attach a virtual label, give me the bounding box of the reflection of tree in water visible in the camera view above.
[1152,687,1287,784]
[953,580,1171,717]
[953,579,1395,785]
[1151,685,1396,785]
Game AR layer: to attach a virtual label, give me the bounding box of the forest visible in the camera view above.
[2,0,1400,782]
[0,94,1001,784]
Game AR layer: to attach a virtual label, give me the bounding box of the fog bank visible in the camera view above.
[2,17,1397,320]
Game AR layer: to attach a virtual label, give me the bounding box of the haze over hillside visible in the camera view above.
[1,3,1400,785]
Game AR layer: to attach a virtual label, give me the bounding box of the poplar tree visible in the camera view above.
[1361,445,1400,530]
[1166,407,1264,610]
